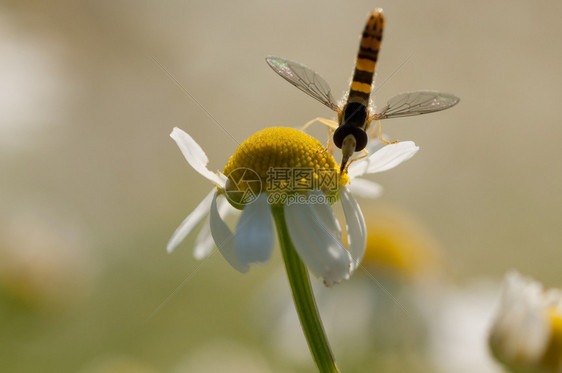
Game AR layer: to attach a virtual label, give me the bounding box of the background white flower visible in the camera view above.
[489,271,562,373]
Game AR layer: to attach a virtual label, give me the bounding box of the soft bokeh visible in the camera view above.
[2,1,561,372]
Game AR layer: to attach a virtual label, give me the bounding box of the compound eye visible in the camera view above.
[354,129,368,151]
[333,125,350,149]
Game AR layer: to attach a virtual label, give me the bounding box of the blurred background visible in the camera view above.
[1,0,561,372]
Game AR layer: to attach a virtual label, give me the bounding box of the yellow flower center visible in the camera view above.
[223,127,349,207]
[541,307,562,372]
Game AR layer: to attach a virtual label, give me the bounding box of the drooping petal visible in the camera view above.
[285,197,352,286]
[193,196,239,260]
[193,219,214,260]
[209,193,249,273]
[347,141,419,179]
[167,188,215,253]
[234,193,274,265]
[347,178,383,199]
[170,127,225,188]
[309,190,341,241]
[340,186,367,273]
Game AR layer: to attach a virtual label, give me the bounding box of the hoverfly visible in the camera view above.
[266,9,459,173]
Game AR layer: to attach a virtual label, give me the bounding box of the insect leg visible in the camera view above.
[300,117,339,132]
[376,119,399,144]
[342,150,370,174]
[317,129,335,154]
[344,149,371,172]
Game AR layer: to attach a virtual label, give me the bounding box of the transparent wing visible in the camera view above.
[266,56,340,112]
[372,90,460,120]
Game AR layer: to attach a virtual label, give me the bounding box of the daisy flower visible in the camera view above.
[167,126,417,372]
[489,271,562,373]
[167,126,418,286]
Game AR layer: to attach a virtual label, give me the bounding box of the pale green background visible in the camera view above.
[1,0,561,372]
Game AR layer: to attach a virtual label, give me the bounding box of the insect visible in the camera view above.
[266,9,460,173]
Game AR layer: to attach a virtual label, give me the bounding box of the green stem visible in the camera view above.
[271,205,340,373]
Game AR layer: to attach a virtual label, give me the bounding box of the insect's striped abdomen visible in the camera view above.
[347,9,385,105]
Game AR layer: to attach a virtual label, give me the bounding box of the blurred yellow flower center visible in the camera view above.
[541,307,562,371]
[361,208,442,279]
[223,127,348,207]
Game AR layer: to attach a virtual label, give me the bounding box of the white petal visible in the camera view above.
[170,127,225,188]
[347,178,383,199]
[234,193,274,265]
[285,197,352,286]
[340,186,367,273]
[309,190,341,240]
[209,193,249,273]
[193,219,215,260]
[218,172,228,185]
[167,188,215,253]
[347,141,419,179]
[217,193,242,217]
[193,197,238,259]
[490,271,550,362]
